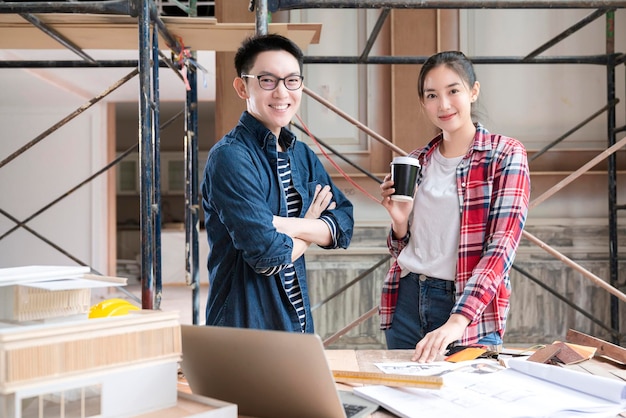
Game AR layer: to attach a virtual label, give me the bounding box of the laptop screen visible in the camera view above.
[180,325,378,418]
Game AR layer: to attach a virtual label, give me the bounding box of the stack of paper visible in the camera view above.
[354,358,626,418]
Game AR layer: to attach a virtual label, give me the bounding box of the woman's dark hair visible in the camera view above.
[417,51,477,101]
[234,33,304,76]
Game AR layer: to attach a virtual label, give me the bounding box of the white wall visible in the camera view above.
[459,9,626,224]
[1,8,624,275]
[0,73,109,273]
[461,9,626,150]
[298,8,626,224]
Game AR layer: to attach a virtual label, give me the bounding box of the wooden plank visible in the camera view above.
[390,9,438,153]
[527,343,562,364]
[566,329,626,364]
[549,342,588,365]
[0,14,321,51]
[214,0,251,140]
[332,369,443,389]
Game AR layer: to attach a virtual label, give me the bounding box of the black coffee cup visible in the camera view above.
[390,156,421,202]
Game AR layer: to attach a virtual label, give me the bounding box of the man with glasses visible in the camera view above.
[201,33,354,333]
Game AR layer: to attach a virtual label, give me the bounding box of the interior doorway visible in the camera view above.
[114,101,215,281]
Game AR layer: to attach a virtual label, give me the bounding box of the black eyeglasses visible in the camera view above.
[241,74,304,91]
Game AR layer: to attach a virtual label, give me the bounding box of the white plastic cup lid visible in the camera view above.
[391,156,420,167]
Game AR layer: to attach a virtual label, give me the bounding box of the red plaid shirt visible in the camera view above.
[379,124,530,345]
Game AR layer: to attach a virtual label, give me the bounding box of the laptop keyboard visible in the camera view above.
[343,403,367,418]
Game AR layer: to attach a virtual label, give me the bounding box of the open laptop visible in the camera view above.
[180,325,380,418]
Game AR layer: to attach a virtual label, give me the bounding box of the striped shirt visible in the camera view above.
[277,153,306,331]
[258,153,340,332]
[379,124,530,345]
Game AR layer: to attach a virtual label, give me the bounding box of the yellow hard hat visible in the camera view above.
[89,298,140,318]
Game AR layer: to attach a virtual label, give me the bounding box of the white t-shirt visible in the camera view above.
[397,147,463,281]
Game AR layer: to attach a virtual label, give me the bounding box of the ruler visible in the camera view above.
[332,370,443,389]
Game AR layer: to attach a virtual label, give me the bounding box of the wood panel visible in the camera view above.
[390,10,459,155]
[0,14,320,52]
[390,9,437,155]
[215,0,254,140]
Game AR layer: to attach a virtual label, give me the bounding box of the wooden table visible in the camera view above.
[326,348,626,418]
[178,348,626,418]
[325,349,416,418]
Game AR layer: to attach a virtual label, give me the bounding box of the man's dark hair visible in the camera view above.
[234,33,304,76]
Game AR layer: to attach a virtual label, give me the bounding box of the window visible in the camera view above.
[116,156,139,195]
[21,385,102,418]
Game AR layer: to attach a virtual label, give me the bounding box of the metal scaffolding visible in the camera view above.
[0,0,624,342]
[261,0,626,344]
[0,0,200,316]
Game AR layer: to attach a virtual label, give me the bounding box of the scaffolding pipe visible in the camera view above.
[323,306,379,347]
[149,3,185,55]
[0,69,138,170]
[138,0,155,310]
[157,50,191,86]
[0,0,133,14]
[185,64,201,325]
[0,208,90,267]
[0,204,139,300]
[512,265,621,339]
[291,122,383,184]
[18,13,97,63]
[152,25,163,311]
[306,72,626,342]
[0,98,180,301]
[0,60,156,68]
[0,144,137,242]
[312,255,390,311]
[606,13,620,342]
[182,0,201,325]
[303,86,407,155]
[522,230,626,305]
[0,1,184,58]
[523,8,612,60]
[304,55,615,65]
[255,0,269,34]
[0,203,145,307]
[269,0,626,11]
[360,8,390,61]
[5,56,612,68]
[528,135,626,209]
[529,99,620,162]
[1,0,622,344]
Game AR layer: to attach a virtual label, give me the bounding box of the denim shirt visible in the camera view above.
[201,111,354,333]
